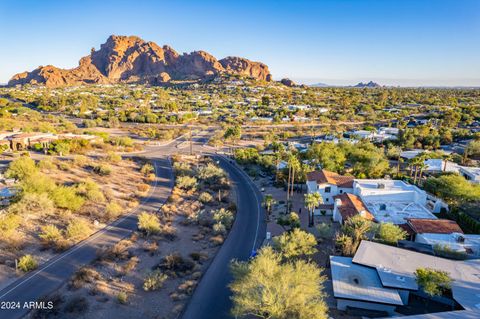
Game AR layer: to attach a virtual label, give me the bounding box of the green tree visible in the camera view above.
[424,174,480,205]
[224,125,242,145]
[273,228,317,259]
[262,194,276,220]
[5,157,38,180]
[230,247,328,319]
[415,268,452,297]
[374,223,407,245]
[277,212,300,231]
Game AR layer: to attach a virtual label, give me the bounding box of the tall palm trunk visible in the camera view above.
[290,167,295,198]
[286,165,291,202]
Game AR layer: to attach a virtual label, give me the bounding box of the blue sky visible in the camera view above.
[1,0,479,86]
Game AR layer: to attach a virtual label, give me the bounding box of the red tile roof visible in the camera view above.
[307,170,354,188]
[333,193,374,222]
[407,218,463,234]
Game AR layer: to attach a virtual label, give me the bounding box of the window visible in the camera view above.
[325,198,329,202]
[325,187,331,193]
[379,203,386,211]
[340,190,343,194]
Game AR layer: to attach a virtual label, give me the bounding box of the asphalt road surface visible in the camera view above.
[0,156,173,319]
[181,155,266,319]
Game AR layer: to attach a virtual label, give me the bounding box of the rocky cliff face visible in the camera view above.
[9,35,272,87]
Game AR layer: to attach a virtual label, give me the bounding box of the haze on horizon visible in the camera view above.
[0,0,479,87]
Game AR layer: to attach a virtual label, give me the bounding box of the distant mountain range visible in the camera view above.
[9,35,272,87]
[353,81,381,88]
[309,81,382,88]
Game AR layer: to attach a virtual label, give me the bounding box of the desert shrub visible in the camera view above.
[39,225,63,247]
[316,223,333,240]
[72,155,89,166]
[176,176,198,191]
[76,179,105,202]
[93,164,112,176]
[198,163,225,184]
[57,161,72,171]
[177,279,197,295]
[277,212,300,230]
[158,253,195,275]
[210,235,224,245]
[173,162,192,176]
[69,267,102,290]
[160,223,177,240]
[137,183,150,192]
[37,158,56,170]
[111,136,134,147]
[140,163,154,175]
[5,157,38,180]
[98,240,132,261]
[8,193,55,215]
[106,152,122,163]
[213,222,227,235]
[213,208,234,229]
[51,186,85,211]
[143,270,168,291]
[20,174,56,194]
[105,202,123,220]
[18,255,38,272]
[138,212,161,235]
[146,173,156,181]
[122,256,139,274]
[65,219,92,241]
[199,192,213,204]
[117,291,128,304]
[0,213,23,248]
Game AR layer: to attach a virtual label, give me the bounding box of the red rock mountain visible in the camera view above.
[9,35,272,87]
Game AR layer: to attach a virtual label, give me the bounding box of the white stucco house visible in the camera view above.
[306,170,441,224]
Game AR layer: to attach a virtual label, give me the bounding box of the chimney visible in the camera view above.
[335,198,342,207]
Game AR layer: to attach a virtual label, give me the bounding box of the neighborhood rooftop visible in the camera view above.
[352,241,480,312]
[330,256,403,306]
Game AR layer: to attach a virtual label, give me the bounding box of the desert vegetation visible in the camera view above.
[0,153,148,290]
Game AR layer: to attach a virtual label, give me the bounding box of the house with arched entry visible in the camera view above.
[8,132,58,151]
[0,131,101,152]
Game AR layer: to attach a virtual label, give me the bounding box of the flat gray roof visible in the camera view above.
[386,310,479,319]
[330,256,403,305]
[353,241,480,311]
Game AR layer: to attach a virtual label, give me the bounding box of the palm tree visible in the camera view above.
[263,194,276,221]
[288,155,301,198]
[396,156,403,178]
[443,153,453,172]
[304,192,323,227]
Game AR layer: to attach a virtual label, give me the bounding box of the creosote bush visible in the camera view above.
[18,255,38,272]
[143,270,168,291]
[138,212,161,235]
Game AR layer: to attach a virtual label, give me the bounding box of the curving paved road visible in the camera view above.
[181,154,266,319]
[0,156,173,319]
[0,129,265,319]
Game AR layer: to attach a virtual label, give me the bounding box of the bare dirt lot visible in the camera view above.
[28,155,236,319]
[0,153,146,291]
